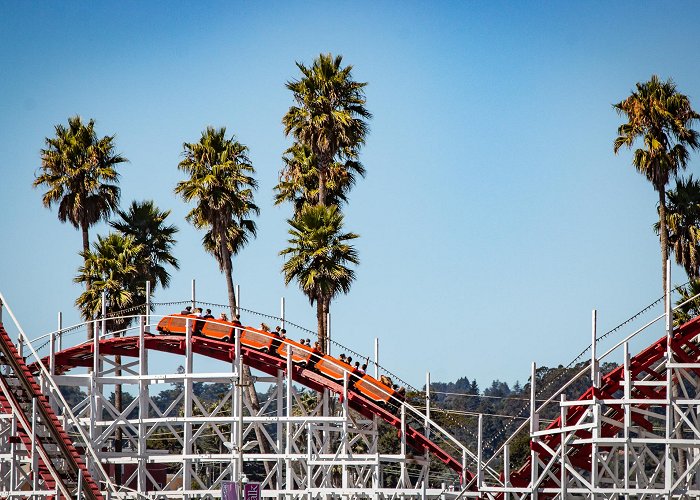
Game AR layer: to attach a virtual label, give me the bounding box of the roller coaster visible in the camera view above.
[4,268,700,499]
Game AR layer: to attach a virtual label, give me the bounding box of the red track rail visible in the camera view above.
[34,332,471,482]
[0,324,104,500]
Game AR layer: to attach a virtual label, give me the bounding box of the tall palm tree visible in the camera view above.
[614,76,700,293]
[175,126,259,313]
[110,200,180,291]
[283,53,371,207]
[280,204,359,351]
[75,232,144,483]
[656,176,700,279]
[275,142,365,212]
[34,115,127,338]
[174,127,266,460]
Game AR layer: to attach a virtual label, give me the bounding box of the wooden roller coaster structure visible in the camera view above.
[4,268,700,499]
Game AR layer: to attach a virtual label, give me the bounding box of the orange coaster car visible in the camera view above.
[315,355,354,382]
[276,339,314,365]
[353,375,395,404]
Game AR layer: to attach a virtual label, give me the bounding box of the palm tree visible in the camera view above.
[174,127,266,461]
[275,142,365,212]
[74,232,144,483]
[280,204,359,351]
[675,279,700,325]
[655,177,700,279]
[283,53,371,207]
[34,115,127,338]
[110,200,180,291]
[175,127,259,314]
[74,233,145,330]
[614,76,700,293]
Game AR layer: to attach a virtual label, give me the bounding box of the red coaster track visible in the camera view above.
[507,315,700,493]
[33,331,474,484]
[0,324,104,500]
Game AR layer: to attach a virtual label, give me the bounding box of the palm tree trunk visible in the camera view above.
[316,299,326,353]
[223,248,238,316]
[659,187,669,295]
[223,251,270,473]
[82,221,94,340]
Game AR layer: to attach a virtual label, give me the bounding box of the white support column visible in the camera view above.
[591,401,600,499]
[477,413,483,490]
[425,371,431,487]
[285,349,293,493]
[31,397,38,492]
[276,367,284,493]
[342,371,349,490]
[560,394,567,499]
[233,323,242,483]
[624,341,631,495]
[665,259,673,495]
[184,317,193,494]
[400,403,407,487]
[530,362,538,499]
[137,316,148,493]
[591,310,598,499]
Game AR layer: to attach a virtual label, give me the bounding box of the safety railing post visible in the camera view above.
[191,279,196,310]
[57,311,62,353]
[145,280,151,333]
[49,326,55,376]
[374,338,379,379]
[236,284,241,317]
[591,309,598,389]
[280,296,285,329]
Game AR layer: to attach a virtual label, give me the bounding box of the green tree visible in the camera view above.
[280,204,359,350]
[275,142,365,212]
[74,232,144,483]
[174,126,267,466]
[110,200,180,290]
[614,75,700,293]
[34,116,126,338]
[653,176,700,280]
[675,279,700,325]
[74,233,145,329]
[175,126,259,313]
[282,53,371,207]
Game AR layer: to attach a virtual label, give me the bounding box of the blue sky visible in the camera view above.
[1,1,700,390]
